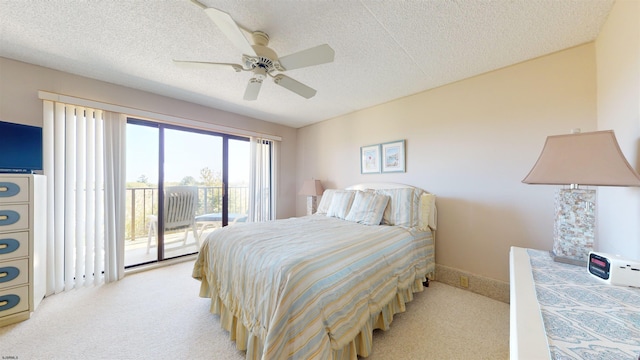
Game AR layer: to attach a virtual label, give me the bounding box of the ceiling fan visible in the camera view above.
[174,0,335,101]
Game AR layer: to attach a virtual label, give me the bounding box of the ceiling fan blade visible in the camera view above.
[277,44,335,71]
[173,60,244,72]
[273,74,317,99]
[190,0,206,10]
[204,8,257,56]
[243,78,263,101]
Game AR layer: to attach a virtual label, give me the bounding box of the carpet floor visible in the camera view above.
[0,260,509,359]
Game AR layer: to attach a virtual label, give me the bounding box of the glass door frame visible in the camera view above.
[126,118,249,266]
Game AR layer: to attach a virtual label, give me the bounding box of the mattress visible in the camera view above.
[193,214,435,359]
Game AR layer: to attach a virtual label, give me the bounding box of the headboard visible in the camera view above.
[316,182,437,230]
[346,182,416,191]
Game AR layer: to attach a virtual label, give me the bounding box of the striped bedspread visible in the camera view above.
[192,214,434,359]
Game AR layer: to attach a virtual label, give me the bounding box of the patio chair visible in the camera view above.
[195,212,249,239]
[146,186,199,254]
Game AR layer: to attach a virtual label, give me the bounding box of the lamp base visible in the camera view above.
[550,251,587,267]
[306,196,317,216]
[552,188,595,266]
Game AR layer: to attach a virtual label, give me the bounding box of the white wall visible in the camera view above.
[596,0,640,258]
[0,57,299,219]
[297,44,598,282]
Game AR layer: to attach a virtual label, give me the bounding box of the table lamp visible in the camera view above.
[299,179,324,215]
[522,129,640,266]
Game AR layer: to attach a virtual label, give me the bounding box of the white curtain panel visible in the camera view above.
[103,111,126,283]
[248,137,277,222]
[43,101,126,295]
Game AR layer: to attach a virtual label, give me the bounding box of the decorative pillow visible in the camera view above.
[316,189,335,215]
[376,188,422,227]
[345,191,390,225]
[326,190,356,219]
[419,193,437,231]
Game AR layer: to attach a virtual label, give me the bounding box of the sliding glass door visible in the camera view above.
[125,122,159,267]
[160,127,223,260]
[124,119,250,267]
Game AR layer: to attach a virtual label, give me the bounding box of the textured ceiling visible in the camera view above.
[0,0,614,128]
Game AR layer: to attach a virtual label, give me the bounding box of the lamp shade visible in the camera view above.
[299,179,324,196]
[522,130,640,186]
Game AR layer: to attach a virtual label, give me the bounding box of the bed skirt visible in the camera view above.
[197,270,434,360]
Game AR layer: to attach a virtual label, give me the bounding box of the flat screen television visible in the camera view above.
[0,120,43,174]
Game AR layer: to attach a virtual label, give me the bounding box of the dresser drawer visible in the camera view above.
[0,259,28,289]
[0,204,29,232]
[0,178,29,204]
[0,285,29,318]
[0,231,28,261]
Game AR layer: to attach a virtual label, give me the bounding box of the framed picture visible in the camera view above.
[381,140,405,173]
[360,144,381,174]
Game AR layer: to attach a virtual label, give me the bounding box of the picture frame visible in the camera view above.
[360,144,381,174]
[381,140,405,173]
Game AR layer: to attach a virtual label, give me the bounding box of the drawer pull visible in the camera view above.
[0,294,19,312]
[0,238,20,255]
[0,266,19,283]
[0,210,20,226]
[0,182,20,198]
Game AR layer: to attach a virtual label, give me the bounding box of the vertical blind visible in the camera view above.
[42,101,126,294]
[249,137,277,222]
[41,95,278,295]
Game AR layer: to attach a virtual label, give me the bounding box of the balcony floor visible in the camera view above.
[124,227,217,267]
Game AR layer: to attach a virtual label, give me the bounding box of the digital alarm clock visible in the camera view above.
[588,251,640,287]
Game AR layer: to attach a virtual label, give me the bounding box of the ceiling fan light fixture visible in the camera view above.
[187,4,335,101]
[243,54,276,73]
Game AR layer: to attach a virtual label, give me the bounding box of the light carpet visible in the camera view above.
[0,260,509,359]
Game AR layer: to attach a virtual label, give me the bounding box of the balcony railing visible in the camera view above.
[125,186,248,241]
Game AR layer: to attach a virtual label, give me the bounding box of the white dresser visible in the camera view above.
[509,247,550,359]
[0,174,46,327]
[510,246,640,359]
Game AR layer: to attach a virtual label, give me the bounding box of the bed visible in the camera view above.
[192,183,437,359]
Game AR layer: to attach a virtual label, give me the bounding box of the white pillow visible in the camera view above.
[326,190,356,219]
[345,191,389,225]
[316,189,335,215]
